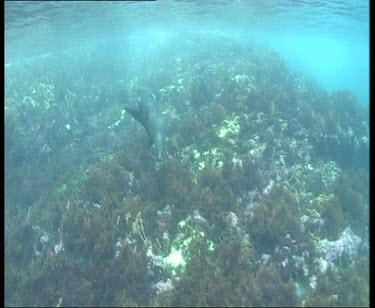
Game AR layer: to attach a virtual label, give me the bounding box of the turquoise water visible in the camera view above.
[5,1,369,307]
[5,0,369,104]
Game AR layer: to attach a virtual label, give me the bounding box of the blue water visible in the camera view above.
[5,2,370,306]
[5,0,369,105]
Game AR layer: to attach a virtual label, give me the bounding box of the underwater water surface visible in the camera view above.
[5,1,369,307]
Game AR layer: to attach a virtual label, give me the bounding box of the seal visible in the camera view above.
[124,88,166,159]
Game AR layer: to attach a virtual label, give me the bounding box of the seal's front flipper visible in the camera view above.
[124,106,144,126]
[147,137,154,148]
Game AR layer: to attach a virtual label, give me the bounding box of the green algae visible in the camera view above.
[5,40,369,307]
